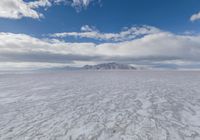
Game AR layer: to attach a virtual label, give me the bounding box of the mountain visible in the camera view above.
[37,62,137,71]
[82,62,136,70]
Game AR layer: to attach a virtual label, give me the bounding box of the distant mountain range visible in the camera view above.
[39,62,137,71]
[82,62,136,70]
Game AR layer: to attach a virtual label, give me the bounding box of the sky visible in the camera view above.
[0,0,200,70]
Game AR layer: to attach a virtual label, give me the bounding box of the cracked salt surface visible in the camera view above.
[0,71,200,140]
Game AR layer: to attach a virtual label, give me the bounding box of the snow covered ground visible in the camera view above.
[0,71,200,140]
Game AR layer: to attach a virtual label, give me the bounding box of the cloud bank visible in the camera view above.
[1,26,200,70]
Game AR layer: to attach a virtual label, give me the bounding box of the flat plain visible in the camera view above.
[0,71,200,140]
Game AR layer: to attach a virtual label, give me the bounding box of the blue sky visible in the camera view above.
[0,0,200,70]
[1,0,200,36]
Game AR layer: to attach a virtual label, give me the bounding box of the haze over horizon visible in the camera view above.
[1,0,200,70]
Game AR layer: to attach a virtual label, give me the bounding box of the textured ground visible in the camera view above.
[0,71,200,140]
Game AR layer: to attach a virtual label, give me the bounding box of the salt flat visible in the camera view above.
[0,71,200,140]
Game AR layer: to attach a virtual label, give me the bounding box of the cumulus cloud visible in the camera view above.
[51,25,161,41]
[1,26,200,70]
[0,0,44,19]
[0,0,99,19]
[190,11,200,22]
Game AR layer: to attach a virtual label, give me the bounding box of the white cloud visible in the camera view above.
[81,25,96,32]
[54,0,97,11]
[71,0,92,8]
[0,0,44,19]
[190,11,200,22]
[1,26,200,70]
[28,0,52,9]
[0,0,99,19]
[51,25,161,41]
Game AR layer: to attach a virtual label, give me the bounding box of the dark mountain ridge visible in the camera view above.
[82,62,136,70]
